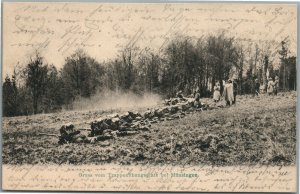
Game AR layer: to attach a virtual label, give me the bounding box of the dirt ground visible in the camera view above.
[2,92,297,166]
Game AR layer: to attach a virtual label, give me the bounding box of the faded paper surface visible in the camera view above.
[2,3,297,76]
[2,165,297,192]
[2,2,297,192]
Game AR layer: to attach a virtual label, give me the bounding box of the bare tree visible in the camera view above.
[24,52,48,114]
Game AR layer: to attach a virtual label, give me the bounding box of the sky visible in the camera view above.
[2,3,297,77]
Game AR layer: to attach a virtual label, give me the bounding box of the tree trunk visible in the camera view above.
[33,93,38,114]
[263,57,268,93]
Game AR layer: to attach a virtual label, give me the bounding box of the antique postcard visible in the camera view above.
[1,2,297,192]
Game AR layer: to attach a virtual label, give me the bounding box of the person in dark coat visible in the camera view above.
[273,76,279,95]
[232,79,238,104]
[193,88,202,108]
[255,79,260,96]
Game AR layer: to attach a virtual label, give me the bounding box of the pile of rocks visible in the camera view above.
[91,111,150,137]
[58,123,90,144]
[58,96,209,144]
[58,111,151,144]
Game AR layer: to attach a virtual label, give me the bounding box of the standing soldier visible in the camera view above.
[223,79,234,106]
[273,76,279,95]
[213,82,221,102]
[194,88,202,109]
[255,79,260,96]
[232,79,238,104]
[267,77,274,96]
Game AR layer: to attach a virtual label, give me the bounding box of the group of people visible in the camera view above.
[255,76,279,96]
[212,76,279,106]
[189,76,279,108]
[267,76,279,96]
[213,79,237,106]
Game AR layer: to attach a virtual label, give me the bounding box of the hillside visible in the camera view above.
[2,92,296,166]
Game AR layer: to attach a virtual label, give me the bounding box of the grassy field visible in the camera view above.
[2,92,297,166]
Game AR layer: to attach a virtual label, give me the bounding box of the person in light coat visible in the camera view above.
[213,82,221,102]
[223,79,234,106]
[267,77,274,96]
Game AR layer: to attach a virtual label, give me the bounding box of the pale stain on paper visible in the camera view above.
[2,164,296,192]
[2,3,297,76]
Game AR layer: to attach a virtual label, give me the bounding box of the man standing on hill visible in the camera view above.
[213,82,221,102]
[267,77,274,96]
[193,88,202,109]
[274,76,279,95]
[255,79,260,96]
[232,79,238,104]
[223,79,234,106]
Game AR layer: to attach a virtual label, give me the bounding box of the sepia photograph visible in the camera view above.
[1,2,298,192]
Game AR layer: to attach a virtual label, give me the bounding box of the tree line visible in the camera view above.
[3,33,297,117]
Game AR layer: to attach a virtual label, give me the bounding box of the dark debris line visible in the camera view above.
[58,96,211,144]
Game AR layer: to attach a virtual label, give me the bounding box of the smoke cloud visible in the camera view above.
[71,90,162,112]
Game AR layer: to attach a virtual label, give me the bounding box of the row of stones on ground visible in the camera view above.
[58,97,217,144]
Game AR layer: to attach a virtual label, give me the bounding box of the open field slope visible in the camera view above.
[2,92,297,166]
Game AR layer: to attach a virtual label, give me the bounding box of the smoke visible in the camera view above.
[71,90,162,112]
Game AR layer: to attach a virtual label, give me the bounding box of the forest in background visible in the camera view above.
[2,33,297,117]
